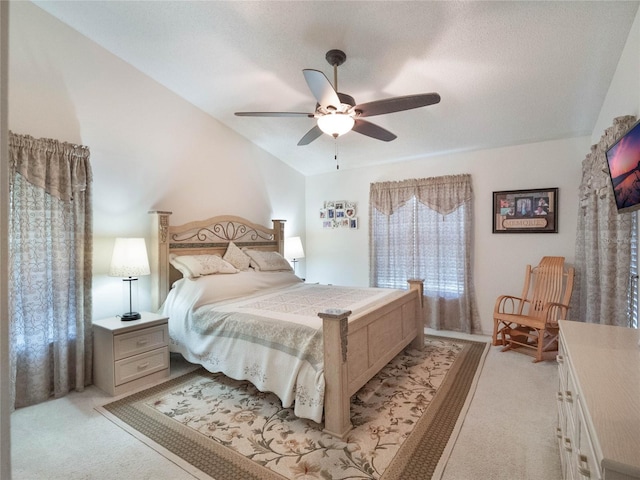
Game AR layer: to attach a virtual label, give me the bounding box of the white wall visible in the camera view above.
[8,2,306,320]
[592,7,640,143]
[6,1,640,333]
[305,6,640,337]
[305,137,588,335]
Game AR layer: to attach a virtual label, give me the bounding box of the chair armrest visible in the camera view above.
[494,295,529,315]
[543,301,570,323]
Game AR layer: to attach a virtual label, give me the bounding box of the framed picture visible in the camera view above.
[493,188,558,233]
[321,201,357,230]
[323,220,335,229]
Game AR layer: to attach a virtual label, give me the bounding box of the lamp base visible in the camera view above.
[120,311,141,321]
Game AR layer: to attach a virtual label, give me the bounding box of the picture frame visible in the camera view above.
[323,220,335,229]
[492,188,558,233]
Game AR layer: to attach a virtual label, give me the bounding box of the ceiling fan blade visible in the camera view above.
[355,93,441,117]
[352,119,397,142]
[235,112,314,117]
[303,69,341,110]
[297,125,323,146]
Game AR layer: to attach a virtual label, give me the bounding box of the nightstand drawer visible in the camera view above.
[114,347,169,386]
[113,324,168,360]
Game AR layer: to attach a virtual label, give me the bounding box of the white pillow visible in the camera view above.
[222,241,251,271]
[169,253,238,279]
[243,249,293,272]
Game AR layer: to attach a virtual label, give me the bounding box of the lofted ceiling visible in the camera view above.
[33,1,640,176]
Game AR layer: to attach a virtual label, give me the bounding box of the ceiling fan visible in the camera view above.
[235,49,441,146]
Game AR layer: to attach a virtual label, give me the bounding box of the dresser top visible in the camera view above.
[93,311,168,334]
[559,320,640,476]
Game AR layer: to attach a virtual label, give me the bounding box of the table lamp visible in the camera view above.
[109,237,150,321]
[285,236,305,274]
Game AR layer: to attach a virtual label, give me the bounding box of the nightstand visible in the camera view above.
[93,311,170,396]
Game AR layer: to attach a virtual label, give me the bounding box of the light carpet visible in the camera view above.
[97,336,489,480]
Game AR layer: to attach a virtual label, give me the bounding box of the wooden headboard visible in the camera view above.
[148,211,285,310]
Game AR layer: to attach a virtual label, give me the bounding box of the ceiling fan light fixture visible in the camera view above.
[317,113,355,138]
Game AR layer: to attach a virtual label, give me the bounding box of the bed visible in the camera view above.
[148,211,424,439]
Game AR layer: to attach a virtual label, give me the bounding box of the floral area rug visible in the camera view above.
[97,336,488,480]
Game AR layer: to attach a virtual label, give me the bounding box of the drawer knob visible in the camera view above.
[563,437,572,453]
[564,391,573,403]
[556,354,564,364]
[137,362,150,370]
[137,339,149,346]
[577,453,591,477]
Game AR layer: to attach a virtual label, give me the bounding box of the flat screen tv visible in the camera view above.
[606,119,640,213]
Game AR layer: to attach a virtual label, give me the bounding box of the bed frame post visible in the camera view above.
[408,279,425,349]
[148,210,172,311]
[318,308,353,439]
[272,219,285,255]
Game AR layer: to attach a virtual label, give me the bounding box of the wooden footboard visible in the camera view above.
[318,279,424,439]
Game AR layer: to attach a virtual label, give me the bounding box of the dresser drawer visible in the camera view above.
[113,324,168,360]
[114,347,169,386]
[575,400,601,480]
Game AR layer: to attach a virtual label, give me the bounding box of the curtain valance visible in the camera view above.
[9,132,92,202]
[370,174,473,216]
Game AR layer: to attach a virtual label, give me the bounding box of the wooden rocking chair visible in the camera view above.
[492,256,574,362]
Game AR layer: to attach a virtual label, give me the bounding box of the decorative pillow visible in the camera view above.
[169,253,238,279]
[222,241,251,271]
[243,249,293,272]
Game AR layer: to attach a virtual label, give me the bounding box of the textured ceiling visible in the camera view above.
[33,1,639,176]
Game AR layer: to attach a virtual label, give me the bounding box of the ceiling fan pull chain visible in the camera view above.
[335,139,339,170]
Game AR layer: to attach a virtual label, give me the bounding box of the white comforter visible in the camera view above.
[160,271,396,423]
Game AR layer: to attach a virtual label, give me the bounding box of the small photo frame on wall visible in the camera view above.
[349,218,358,229]
[493,188,558,233]
[323,220,335,229]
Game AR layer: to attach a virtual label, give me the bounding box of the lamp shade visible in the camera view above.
[284,236,305,260]
[109,238,151,277]
[317,113,355,137]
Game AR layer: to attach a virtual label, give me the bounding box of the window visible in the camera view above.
[369,175,480,333]
[371,197,466,297]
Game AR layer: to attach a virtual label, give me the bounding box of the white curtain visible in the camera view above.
[369,174,481,333]
[571,115,637,327]
[9,132,93,409]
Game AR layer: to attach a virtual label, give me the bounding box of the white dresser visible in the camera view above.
[557,320,640,480]
[93,312,170,396]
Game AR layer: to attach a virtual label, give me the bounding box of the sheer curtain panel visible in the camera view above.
[8,132,93,409]
[571,115,638,327]
[370,174,481,333]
